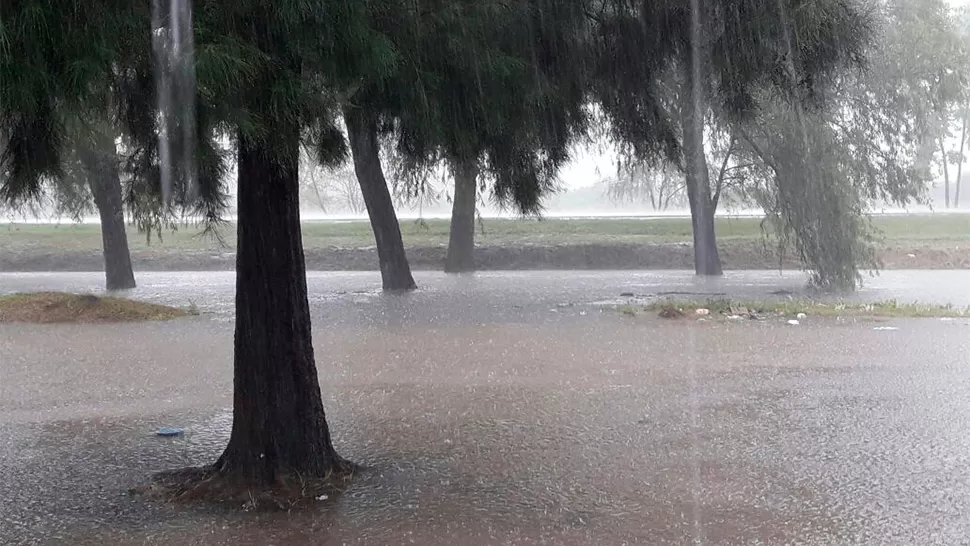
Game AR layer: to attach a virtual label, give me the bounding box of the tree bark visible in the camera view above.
[78,132,136,291]
[214,126,346,484]
[679,36,723,276]
[444,158,479,273]
[344,109,416,290]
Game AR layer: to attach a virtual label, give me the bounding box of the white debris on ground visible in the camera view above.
[787,319,800,326]
[695,308,710,316]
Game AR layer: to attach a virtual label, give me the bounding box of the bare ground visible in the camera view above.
[0,292,193,323]
[1,240,968,272]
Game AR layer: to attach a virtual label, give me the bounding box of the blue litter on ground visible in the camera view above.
[156,427,184,437]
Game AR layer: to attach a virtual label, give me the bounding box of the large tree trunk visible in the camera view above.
[679,42,722,276]
[213,126,347,484]
[344,110,416,290]
[78,132,136,291]
[444,158,479,273]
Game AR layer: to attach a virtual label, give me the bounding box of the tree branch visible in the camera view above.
[711,133,736,211]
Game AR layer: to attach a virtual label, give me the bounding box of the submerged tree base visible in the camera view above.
[133,460,358,510]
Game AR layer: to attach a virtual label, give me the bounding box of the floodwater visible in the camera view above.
[2,269,970,319]
[2,270,970,545]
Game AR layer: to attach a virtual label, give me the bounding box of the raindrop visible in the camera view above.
[151,0,198,205]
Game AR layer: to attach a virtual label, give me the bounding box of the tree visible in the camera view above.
[300,148,370,215]
[738,106,882,289]
[299,147,334,212]
[607,161,686,211]
[607,128,751,212]
[333,1,424,290]
[360,0,591,273]
[0,124,137,291]
[873,0,969,209]
[589,0,874,276]
[343,107,416,289]
[952,101,968,208]
[948,4,970,208]
[332,164,368,215]
[713,55,934,289]
[728,0,955,287]
[1,0,394,497]
[157,0,374,492]
[387,159,444,216]
[443,158,480,272]
[73,126,137,290]
[0,8,138,291]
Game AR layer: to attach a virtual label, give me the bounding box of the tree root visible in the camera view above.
[131,461,358,511]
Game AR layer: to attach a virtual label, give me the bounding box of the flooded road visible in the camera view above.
[2,270,970,545]
[2,269,970,322]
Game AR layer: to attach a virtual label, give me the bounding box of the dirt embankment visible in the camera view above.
[0,292,193,323]
[1,241,968,272]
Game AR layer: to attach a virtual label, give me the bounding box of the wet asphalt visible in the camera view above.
[1,270,970,545]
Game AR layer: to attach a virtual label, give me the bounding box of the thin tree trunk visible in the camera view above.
[679,44,722,276]
[78,132,136,291]
[711,135,735,211]
[955,102,968,208]
[344,109,416,290]
[940,137,951,209]
[444,158,479,273]
[214,126,347,484]
[310,176,328,212]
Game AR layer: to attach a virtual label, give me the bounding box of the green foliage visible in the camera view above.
[858,0,968,193]
[0,0,386,228]
[2,0,140,200]
[2,0,954,294]
[590,0,872,163]
[353,0,591,216]
[740,106,879,289]
[589,0,956,288]
[721,0,969,288]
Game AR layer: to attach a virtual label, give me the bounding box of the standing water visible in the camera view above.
[151,0,198,205]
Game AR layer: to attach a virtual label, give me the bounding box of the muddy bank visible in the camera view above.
[1,241,968,272]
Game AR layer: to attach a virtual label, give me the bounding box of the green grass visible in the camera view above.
[2,213,969,252]
[0,292,197,323]
[618,297,970,319]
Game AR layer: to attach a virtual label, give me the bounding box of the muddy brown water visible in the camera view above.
[3,302,970,545]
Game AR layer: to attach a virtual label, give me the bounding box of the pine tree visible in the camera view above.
[1,0,383,499]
